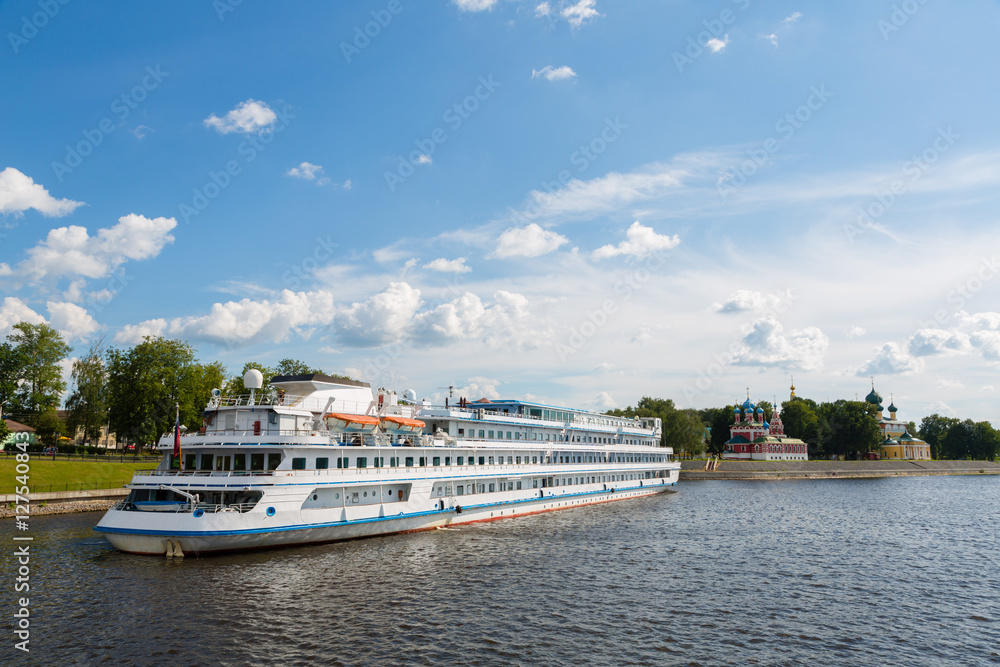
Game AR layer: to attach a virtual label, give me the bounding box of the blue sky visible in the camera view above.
[2,0,1000,424]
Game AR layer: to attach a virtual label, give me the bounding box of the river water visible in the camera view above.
[2,476,999,666]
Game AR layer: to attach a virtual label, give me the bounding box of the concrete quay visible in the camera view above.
[681,459,1000,480]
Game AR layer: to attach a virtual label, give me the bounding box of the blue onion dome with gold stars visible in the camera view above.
[742,398,755,410]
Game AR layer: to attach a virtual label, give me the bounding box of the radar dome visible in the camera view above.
[403,389,417,402]
[243,369,264,389]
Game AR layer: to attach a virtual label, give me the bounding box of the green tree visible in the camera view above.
[609,397,705,457]
[106,337,221,448]
[274,358,325,376]
[699,405,738,455]
[7,322,71,419]
[780,398,821,452]
[66,338,109,445]
[817,400,882,459]
[222,361,275,396]
[0,341,28,417]
[33,408,65,447]
[918,414,960,460]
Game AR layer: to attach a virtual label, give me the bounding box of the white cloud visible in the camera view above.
[131,125,152,140]
[490,223,568,259]
[561,0,600,28]
[907,328,971,356]
[629,326,652,346]
[591,391,617,410]
[531,65,577,81]
[734,317,829,370]
[453,377,502,401]
[287,162,327,183]
[342,179,352,190]
[413,290,546,350]
[592,221,679,260]
[204,99,277,135]
[453,0,497,12]
[714,290,792,314]
[46,301,99,341]
[707,35,730,52]
[0,297,45,338]
[535,2,551,17]
[763,33,778,47]
[334,282,422,347]
[416,154,432,165]
[857,342,922,375]
[11,213,176,283]
[424,257,472,274]
[0,167,84,217]
[113,319,167,345]
[847,326,866,339]
[784,12,803,23]
[937,379,964,390]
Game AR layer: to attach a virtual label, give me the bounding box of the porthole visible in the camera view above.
[334,493,340,499]
[265,506,276,517]
[312,494,318,501]
[363,491,368,497]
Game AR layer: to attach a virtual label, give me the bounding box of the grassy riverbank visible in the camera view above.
[1,458,149,494]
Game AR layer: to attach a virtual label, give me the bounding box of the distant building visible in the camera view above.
[2,419,36,448]
[721,395,808,461]
[864,384,931,460]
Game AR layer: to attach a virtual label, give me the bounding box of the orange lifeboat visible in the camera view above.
[379,415,425,435]
[323,412,380,433]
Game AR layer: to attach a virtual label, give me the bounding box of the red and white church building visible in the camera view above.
[721,397,809,461]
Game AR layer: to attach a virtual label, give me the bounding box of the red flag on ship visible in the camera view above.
[173,407,181,459]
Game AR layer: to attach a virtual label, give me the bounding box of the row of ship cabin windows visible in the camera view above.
[430,471,659,496]
[290,452,669,469]
[457,428,651,446]
[185,453,281,471]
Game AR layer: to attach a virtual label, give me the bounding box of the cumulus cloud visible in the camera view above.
[562,0,600,28]
[896,311,1000,363]
[46,301,99,341]
[531,65,577,81]
[490,223,568,259]
[0,297,45,337]
[714,290,792,314]
[113,319,167,345]
[414,290,546,350]
[707,35,730,52]
[453,377,502,401]
[856,342,922,375]
[847,326,866,339]
[907,328,971,356]
[592,221,679,260]
[423,257,472,273]
[287,162,329,184]
[204,99,277,135]
[452,0,497,12]
[0,167,84,217]
[10,214,176,283]
[733,317,828,371]
[334,282,422,347]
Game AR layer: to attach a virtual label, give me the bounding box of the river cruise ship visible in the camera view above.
[95,372,680,555]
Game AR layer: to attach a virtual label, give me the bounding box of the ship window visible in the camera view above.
[419,457,426,467]
[458,428,464,436]
[457,456,464,465]
[507,456,513,464]
[268,411,278,425]
[479,456,485,465]
[317,457,329,470]
[291,457,306,470]
[533,479,538,488]
[457,485,464,495]
[201,454,214,470]
[488,483,495,492]
[516,481,522,490]
[533,456,538,464]
[357,457,367,468]
[405,457,413,467]
[488,430,494,439]
[516,456,521,464]
[488,456,494,465]
[506,431,512,439]
[251,453,265,470]
[478,430,485,438]
[478,484,485,493]
[234,453,246,470]
[184,453,197,470]
[267,453,281,470]
[445,457,451,466]
[433,456,441,466]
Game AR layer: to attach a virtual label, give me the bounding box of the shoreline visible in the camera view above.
[680,459,1000,480]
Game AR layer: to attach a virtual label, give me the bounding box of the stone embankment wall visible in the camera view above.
[681,459,1000,480]
[0,488,128,518]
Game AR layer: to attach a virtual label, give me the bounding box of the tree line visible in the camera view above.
[0,321,337,451]
[608,395,998,461]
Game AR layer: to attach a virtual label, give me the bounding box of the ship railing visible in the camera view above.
[132,469,277,478]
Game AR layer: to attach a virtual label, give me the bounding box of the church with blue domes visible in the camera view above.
[721,393,808,461]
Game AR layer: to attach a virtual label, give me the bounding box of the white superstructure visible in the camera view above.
[95,374,680,555]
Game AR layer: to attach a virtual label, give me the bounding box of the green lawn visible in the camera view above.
[1,458,153,494]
